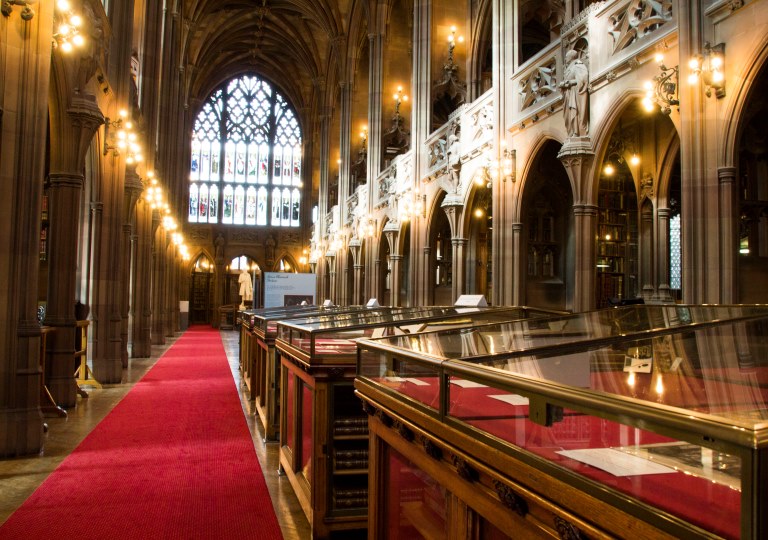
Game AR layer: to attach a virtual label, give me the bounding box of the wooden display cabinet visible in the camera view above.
[275,306,563,538]
[355,304,768,539]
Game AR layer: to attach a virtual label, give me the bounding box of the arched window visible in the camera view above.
[189,75,302,227]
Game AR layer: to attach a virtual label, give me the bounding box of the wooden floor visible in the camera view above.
[0,328,311,539]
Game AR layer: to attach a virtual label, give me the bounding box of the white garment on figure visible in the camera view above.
[238,270,253,301]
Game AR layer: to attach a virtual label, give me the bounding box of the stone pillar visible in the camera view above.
[326,255,337,304]
[442,196,465,303]
[641,205,655,299]
[718,166,738,302]
[0,2,54,456]
[511,223,523,306]
[559,141,595,311]
[656,207,673,302]
[491,0,516,306]
[121,167,143,366]
[45,95,104,406]
[451,238,468,301]
[131,195,153,356]
[572,204,598,311]
[389,255,403,307]
[151,211,165,345]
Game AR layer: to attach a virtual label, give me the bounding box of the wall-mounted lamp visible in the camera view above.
[447,25,464,65]
[487,146,515,183]
[53,1,85,53]
[688,42,725,98]
[1,0,34,20]
[359,216,377,238]
[103,110,130,156]
[642,53,679,115]
[393,86,409,118]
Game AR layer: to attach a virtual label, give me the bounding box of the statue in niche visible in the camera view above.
[559,49,589,138]
[238,269,253,309]
[265,234,276,265]
[214,232,225,262]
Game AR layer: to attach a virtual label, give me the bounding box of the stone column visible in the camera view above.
[442,196,466,303]
[365,31,385,301]
[384,225,400,306]
[511,222,523,306]
[121,167,143,366]
[0,2,54,455]
[559,141,595,311]
[151,211,165,345]
[491,0,516,306]
[45,96,104,406]
[656,207,673,302]
[718,166,737,302]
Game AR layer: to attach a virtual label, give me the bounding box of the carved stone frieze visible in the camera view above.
[230,231,260,243]
[608,0,673,54]
[519,60,557,111]
[189,227,211,242]
[471,103,494,141]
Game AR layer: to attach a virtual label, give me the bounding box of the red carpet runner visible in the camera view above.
[0,327,283,539]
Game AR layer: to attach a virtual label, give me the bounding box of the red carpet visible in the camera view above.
[0,327,283,539]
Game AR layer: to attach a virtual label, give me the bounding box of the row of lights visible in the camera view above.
[104,109,144,164]
[53,0,84,52]
[144,170,190,260]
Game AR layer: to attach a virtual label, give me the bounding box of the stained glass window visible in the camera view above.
[669,214,681,290]
[189,75,302,226]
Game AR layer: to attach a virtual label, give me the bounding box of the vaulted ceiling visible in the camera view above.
[180,0,360,117]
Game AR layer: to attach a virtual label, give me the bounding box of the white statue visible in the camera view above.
[238,269,253,308]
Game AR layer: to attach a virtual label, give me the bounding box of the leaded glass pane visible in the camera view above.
[190,139,200,180]
[190,74,302,227]
[199,184,209,220]
[272,187,281,225]
[670,214,681,290]
[224,141,236,182]
[257,187,268,225]
[200,140,211,181]
[222,185,234,224]
[246,186,257,225]
[189,184,199,222]
[234,186,245,225]
[209,185,219,223]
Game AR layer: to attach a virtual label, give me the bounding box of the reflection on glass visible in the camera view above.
[385,446,446,539]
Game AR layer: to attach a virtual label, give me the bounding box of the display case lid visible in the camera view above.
[358,304,768,361]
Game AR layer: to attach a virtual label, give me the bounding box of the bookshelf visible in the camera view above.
[596,172,637,307]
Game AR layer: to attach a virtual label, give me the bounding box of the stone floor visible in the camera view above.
[0,329,311,539]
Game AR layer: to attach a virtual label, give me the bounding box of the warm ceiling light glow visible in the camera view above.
[630,154,640,166]
[603,163,615,176]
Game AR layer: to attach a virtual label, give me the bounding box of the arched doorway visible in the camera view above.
[737,59,768,302]
[227,255,260,308]
[378,232,391,306]
[428,192,452,306]
[521,141,574,311]
[467,179,493,303]
[190,254,215,324]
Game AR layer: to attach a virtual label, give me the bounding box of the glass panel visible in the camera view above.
[198,184,208,220]
[292,145,301,186]
[208,185,219,223]
[222,185,233,224]
[282,188,291,225]
[258,143,269,184]
[234,185,245,225]
[301,382,313,485]
[385,446,447,539]
[273,146,283,185]
[200,140,211,180]
[188,184,198,222]
[247,142,258,184]
[236,141,247,183]
[257,187,268,225]
[291,188,300,226]
[670,214,681,290]
[224,141,235,182]
[190,139,200,180]
[245,186,257,225]
[272,187,281,225]
[210,141,220,180]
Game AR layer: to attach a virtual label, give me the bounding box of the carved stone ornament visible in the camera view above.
[608,0,673,54]
[421,437,442,460]
[452,454,478,483]
[554,516,585,540]
[494,481,529,517]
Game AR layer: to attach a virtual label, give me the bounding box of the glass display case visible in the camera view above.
[276,306,561,539]
[355,304,768,539]
[240,304,376,440]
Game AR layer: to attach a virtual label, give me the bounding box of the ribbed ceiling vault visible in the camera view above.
[181,0,354,116]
